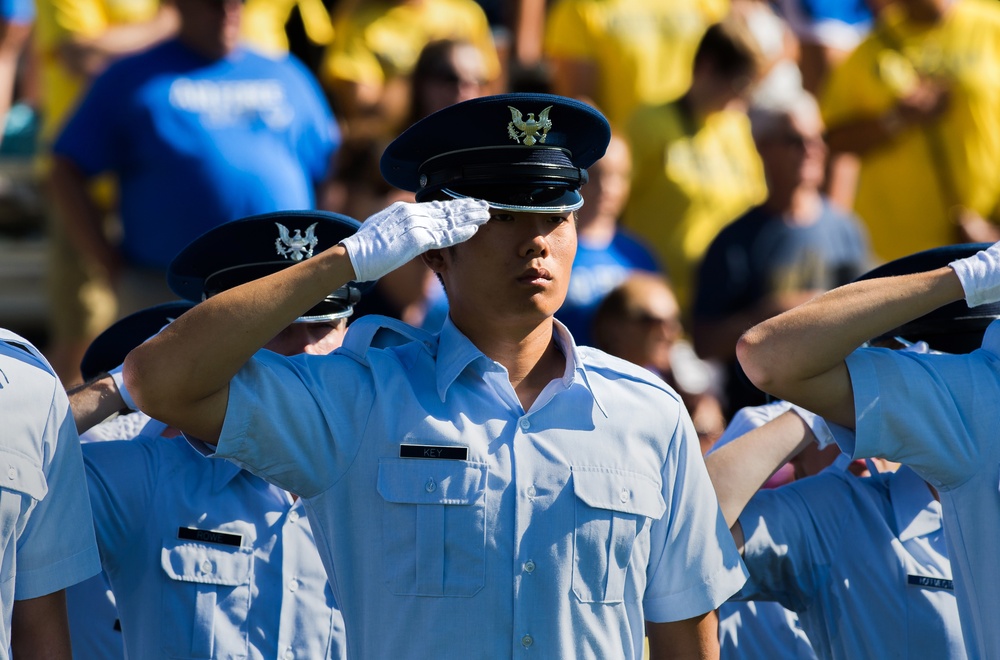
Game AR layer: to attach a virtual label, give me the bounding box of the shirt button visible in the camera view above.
[425,478,437,493]
[525,485,536,499]
[523,560,535,573]
[283,649,294,660]
[521,634,534,648]
[7,466,15,480]
[288,510,300,523]
[288,578,300,592]
[200,560,213,574]
[619,487,630,504]
[519,418,530,430]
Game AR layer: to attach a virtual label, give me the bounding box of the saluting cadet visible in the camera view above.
[66,211,363,659]
[0,329,101,658]
[737,240,1000,660]
[123,93,748,659]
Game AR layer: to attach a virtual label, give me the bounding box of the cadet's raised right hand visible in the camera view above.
[950,240,1000,307]
[340,198,491,282]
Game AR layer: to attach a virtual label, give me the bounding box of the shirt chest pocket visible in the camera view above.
[0,451,47,565]
[160,539,253,659]
[571,467,666,604]
[377,458,488,597]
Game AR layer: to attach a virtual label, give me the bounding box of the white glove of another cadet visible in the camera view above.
[950,241,1000,307]
[340,198,492,282]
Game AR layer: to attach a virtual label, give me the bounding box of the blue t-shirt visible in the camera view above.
[693,201,870,320]
[53,39,339,269]
[556,229,660,346]
[0,0,33,22]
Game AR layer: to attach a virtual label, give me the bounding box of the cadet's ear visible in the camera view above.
[422,249,446,274]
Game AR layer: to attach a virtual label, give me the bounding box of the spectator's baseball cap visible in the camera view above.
[857,243,1000,354]
[167,210,365,322]
[381,93,611,213]
[81,301,195,381]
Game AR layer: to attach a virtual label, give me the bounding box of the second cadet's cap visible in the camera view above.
[81,301,195,381]
[381,93,611,213]
[168,210,365,323]
[856,243,1000,354]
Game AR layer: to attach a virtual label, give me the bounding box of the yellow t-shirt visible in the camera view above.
[821,0,1000,262]
[319,0,499,89]
[34,0,163,147]
[623,102,767,313]
[543,0,728,131]
[241,0,334,56]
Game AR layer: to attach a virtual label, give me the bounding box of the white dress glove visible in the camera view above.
[340,199,492,282]
[108,363,138,412]
[949,241,1000,307]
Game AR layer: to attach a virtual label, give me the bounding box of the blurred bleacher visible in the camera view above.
[0,102,48,342]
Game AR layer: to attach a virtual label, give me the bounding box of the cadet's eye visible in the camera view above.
[550,215,570,224]
[490,213,515,222]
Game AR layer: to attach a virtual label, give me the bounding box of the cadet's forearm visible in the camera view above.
[48,156,119,278]
[125,245,356,439]
[11,591,72,659]
[67,376,123,434]
[736,268,963,425]
[706,411,813,529]
[646,611,719,660]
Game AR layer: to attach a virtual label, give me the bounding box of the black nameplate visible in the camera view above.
[177,527,243,548]
[907,575,954,591]
[399,444,469,460]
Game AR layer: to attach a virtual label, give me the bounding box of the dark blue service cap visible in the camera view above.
[168,210,366,323]
[856,243,1000,354]
[81,301,195,381]
[381,93,611,213]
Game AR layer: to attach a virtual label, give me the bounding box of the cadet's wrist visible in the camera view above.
[109,364,138,411]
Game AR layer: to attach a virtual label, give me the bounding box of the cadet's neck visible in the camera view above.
[459,316,566,410]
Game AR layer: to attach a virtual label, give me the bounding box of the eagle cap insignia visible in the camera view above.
[507,105,553,146]
[275,222,319,261]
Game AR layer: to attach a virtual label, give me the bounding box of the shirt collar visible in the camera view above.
[890,465,942,541]
[982,318,1000,355]
[434,316,606,414]
[181,431,245,492]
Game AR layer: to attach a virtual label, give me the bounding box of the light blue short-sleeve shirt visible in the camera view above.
[0,330,101,658]
[82,414,346,660]
[216,316,747,659]
[737,465,964,659]
[845,320,1000,659]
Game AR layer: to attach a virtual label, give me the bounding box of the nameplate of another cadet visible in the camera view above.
[907,575,954,590]
[177,527,243,548]
[399,444,469,460]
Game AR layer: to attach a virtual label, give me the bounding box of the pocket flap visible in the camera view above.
[0,449,47,501]
[378,457,487,505]
[572,467,666,519]
[161,538,251,586]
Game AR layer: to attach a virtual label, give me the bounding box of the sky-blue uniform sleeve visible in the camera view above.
[216,349,376,499]
[642,410,748,622]
[15,381,101,599]
[82,439,158,575]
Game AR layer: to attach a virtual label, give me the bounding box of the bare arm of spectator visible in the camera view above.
[47,154,122,283]
[824,78,950,155]
[56,4,179,78]
[0,19,32,149]
[11,591,73,659]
